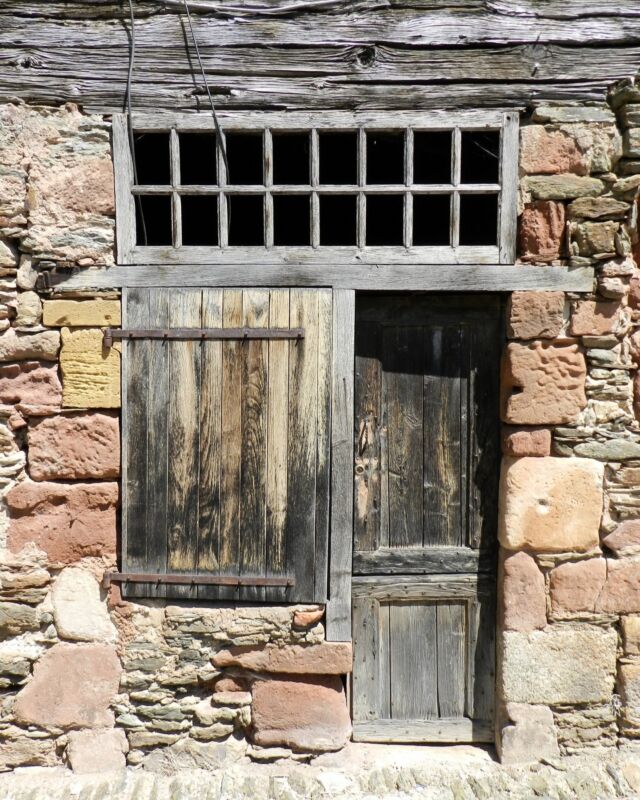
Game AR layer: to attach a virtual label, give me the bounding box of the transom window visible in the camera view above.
[113,111,518,266]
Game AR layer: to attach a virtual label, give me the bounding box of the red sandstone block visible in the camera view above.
[27,412,120,481]
[549,558,606,616]
[507,291,565,340]
[500,551,547,632]
[6,479,118,565]
[502,428,552,457]
[520,127,588,176]
[597,560,640,614]
[0,361,61,413]
[570,300,623,336]
[518,201,566,263]
[212,642,352,675]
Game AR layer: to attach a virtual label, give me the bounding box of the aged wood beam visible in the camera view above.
[38,264,595,292]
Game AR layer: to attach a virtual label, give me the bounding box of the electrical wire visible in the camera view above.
[182,0,230,181]
[125,0,147,246]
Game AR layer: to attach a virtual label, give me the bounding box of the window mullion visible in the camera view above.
[265,129,274,249]
[311,129,319,249]
[218,132,228,249]
[357,128,366,249]
[451,127,461,249]
[405,128,413,249]
[170,129,182,248]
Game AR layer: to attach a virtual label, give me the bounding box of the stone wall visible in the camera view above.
[0,83,640,772]
[498,80,640,763]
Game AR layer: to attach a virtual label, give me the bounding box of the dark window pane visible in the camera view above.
[319,132,358,185]
[461,131,500,184]
[133,133,170,185]
[414,132,452,184]
[228,195,264,245]
[135,195,172,246]
[273,133,310,185]
[320,195,357,246]
[459,194,498,246]
[366,195,404,246]
[366,131,404,185]
[413,195,450,246]
[273,195,310,246]
[179,133,217,185]
[225,133,263,185]
[181,196,218,245]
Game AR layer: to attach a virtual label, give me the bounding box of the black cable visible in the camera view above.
[125,0,147,246]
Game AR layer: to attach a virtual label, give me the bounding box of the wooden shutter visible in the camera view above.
[122,288,332,603]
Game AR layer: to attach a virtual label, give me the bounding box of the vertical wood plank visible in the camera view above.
[354,321,382,554]
[145,289,170,599]
[423,324,463,548]
[384,324,424,548]
[286,289,319,602]
[437,602,467,718]
[240,289,270,602]
[314,289,333,602]
[112,114,136,264]
[166,289,201,600]
[378,600,391,719]
[326,289,355,642]
[219,289,243,600]
[352,596,380,723]
[389,602,438,719]
[499,112,520,265]
[122,288,149,598]
[467,584,495,724]
[265,289,290,602]
[198,289,223,601]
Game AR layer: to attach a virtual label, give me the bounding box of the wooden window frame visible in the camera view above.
[114,109,518,266]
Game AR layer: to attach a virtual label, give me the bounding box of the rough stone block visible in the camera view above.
[501,428,551,457]
[0,601,39,635]
[619,663,640,727]
[0,737,58,770]
[499,456,603,553]
[507,291,565,340]
[6,479,118,564]
[213,643,352,674]
[622,615,640,655]
[602,520,640,557]
[501,628,617,704]
[573,220,619,256]
[499,703,560,764]
[518,201,565,263]
[13,642,121,730]
[520,126,587,175]
[567,197,630,220]
[549,558,607,616]
[66,728,128,774]
[501,341,587,425]
[52,567,117,643]
[0,361,61,413]
[0,327,59,362]
[251,675,351,752]
[596,560,640,614]
[624,128,640,158]
[28,412,119,480]
[570,300,623,336]
[43,299,121,328]
[14,291,42,327]
[293,607,324,628]
[525,175,604,201]
[501,551,547,632]
[60,327,120,408]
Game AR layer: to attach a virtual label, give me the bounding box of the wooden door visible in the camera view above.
[351,294,501,743]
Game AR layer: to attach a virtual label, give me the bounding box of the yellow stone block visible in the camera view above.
[43,299,121,327]
[60,327,121,408]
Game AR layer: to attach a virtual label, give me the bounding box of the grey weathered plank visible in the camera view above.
[436,602,466,718]
[352,718,494,743]
[112,115,135,265]
[352,574,479,600]
[121,288,150,599]
[43,264,596,292]
[352,546,492,575]
[166,289,202,600]
[352,596,380,723]
[389,602,438,719]
[239,290,270,602]
[467,582,496,723]
[499,113,520,264]
[197,289,223,600]
[326,289,355,642]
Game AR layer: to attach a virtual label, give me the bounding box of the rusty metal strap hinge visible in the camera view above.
[103,327,304,347]
[102,572,295,590]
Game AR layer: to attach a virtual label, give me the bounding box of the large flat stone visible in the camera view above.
[507,291,565,340]
[0,327,59,362]
[0,361,61,414]
[213,643,352,675]
[525,175,604,201]
[500,551,546,632]
[13,642,121,730]
[499,703,559,765]
[501,341,586,425]
[602,520,640,557]
[499,457,603,553]
[549,558,607,616]
[6,479,118,564]
[43,299,121,328]
[501,628,617,704]
[28,412,119,480]
[52,567,117,643]
[66,728,128,774]
[520,127,588,175]
[570,300,623,336]
[60,327,120,408]
[251,675,351,752]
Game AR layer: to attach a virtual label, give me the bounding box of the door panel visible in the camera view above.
[351,294,501,743]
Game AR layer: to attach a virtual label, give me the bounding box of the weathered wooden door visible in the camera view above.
[351,294,501,743]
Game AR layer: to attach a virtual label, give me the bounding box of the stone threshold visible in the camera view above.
[1,744,640,799]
